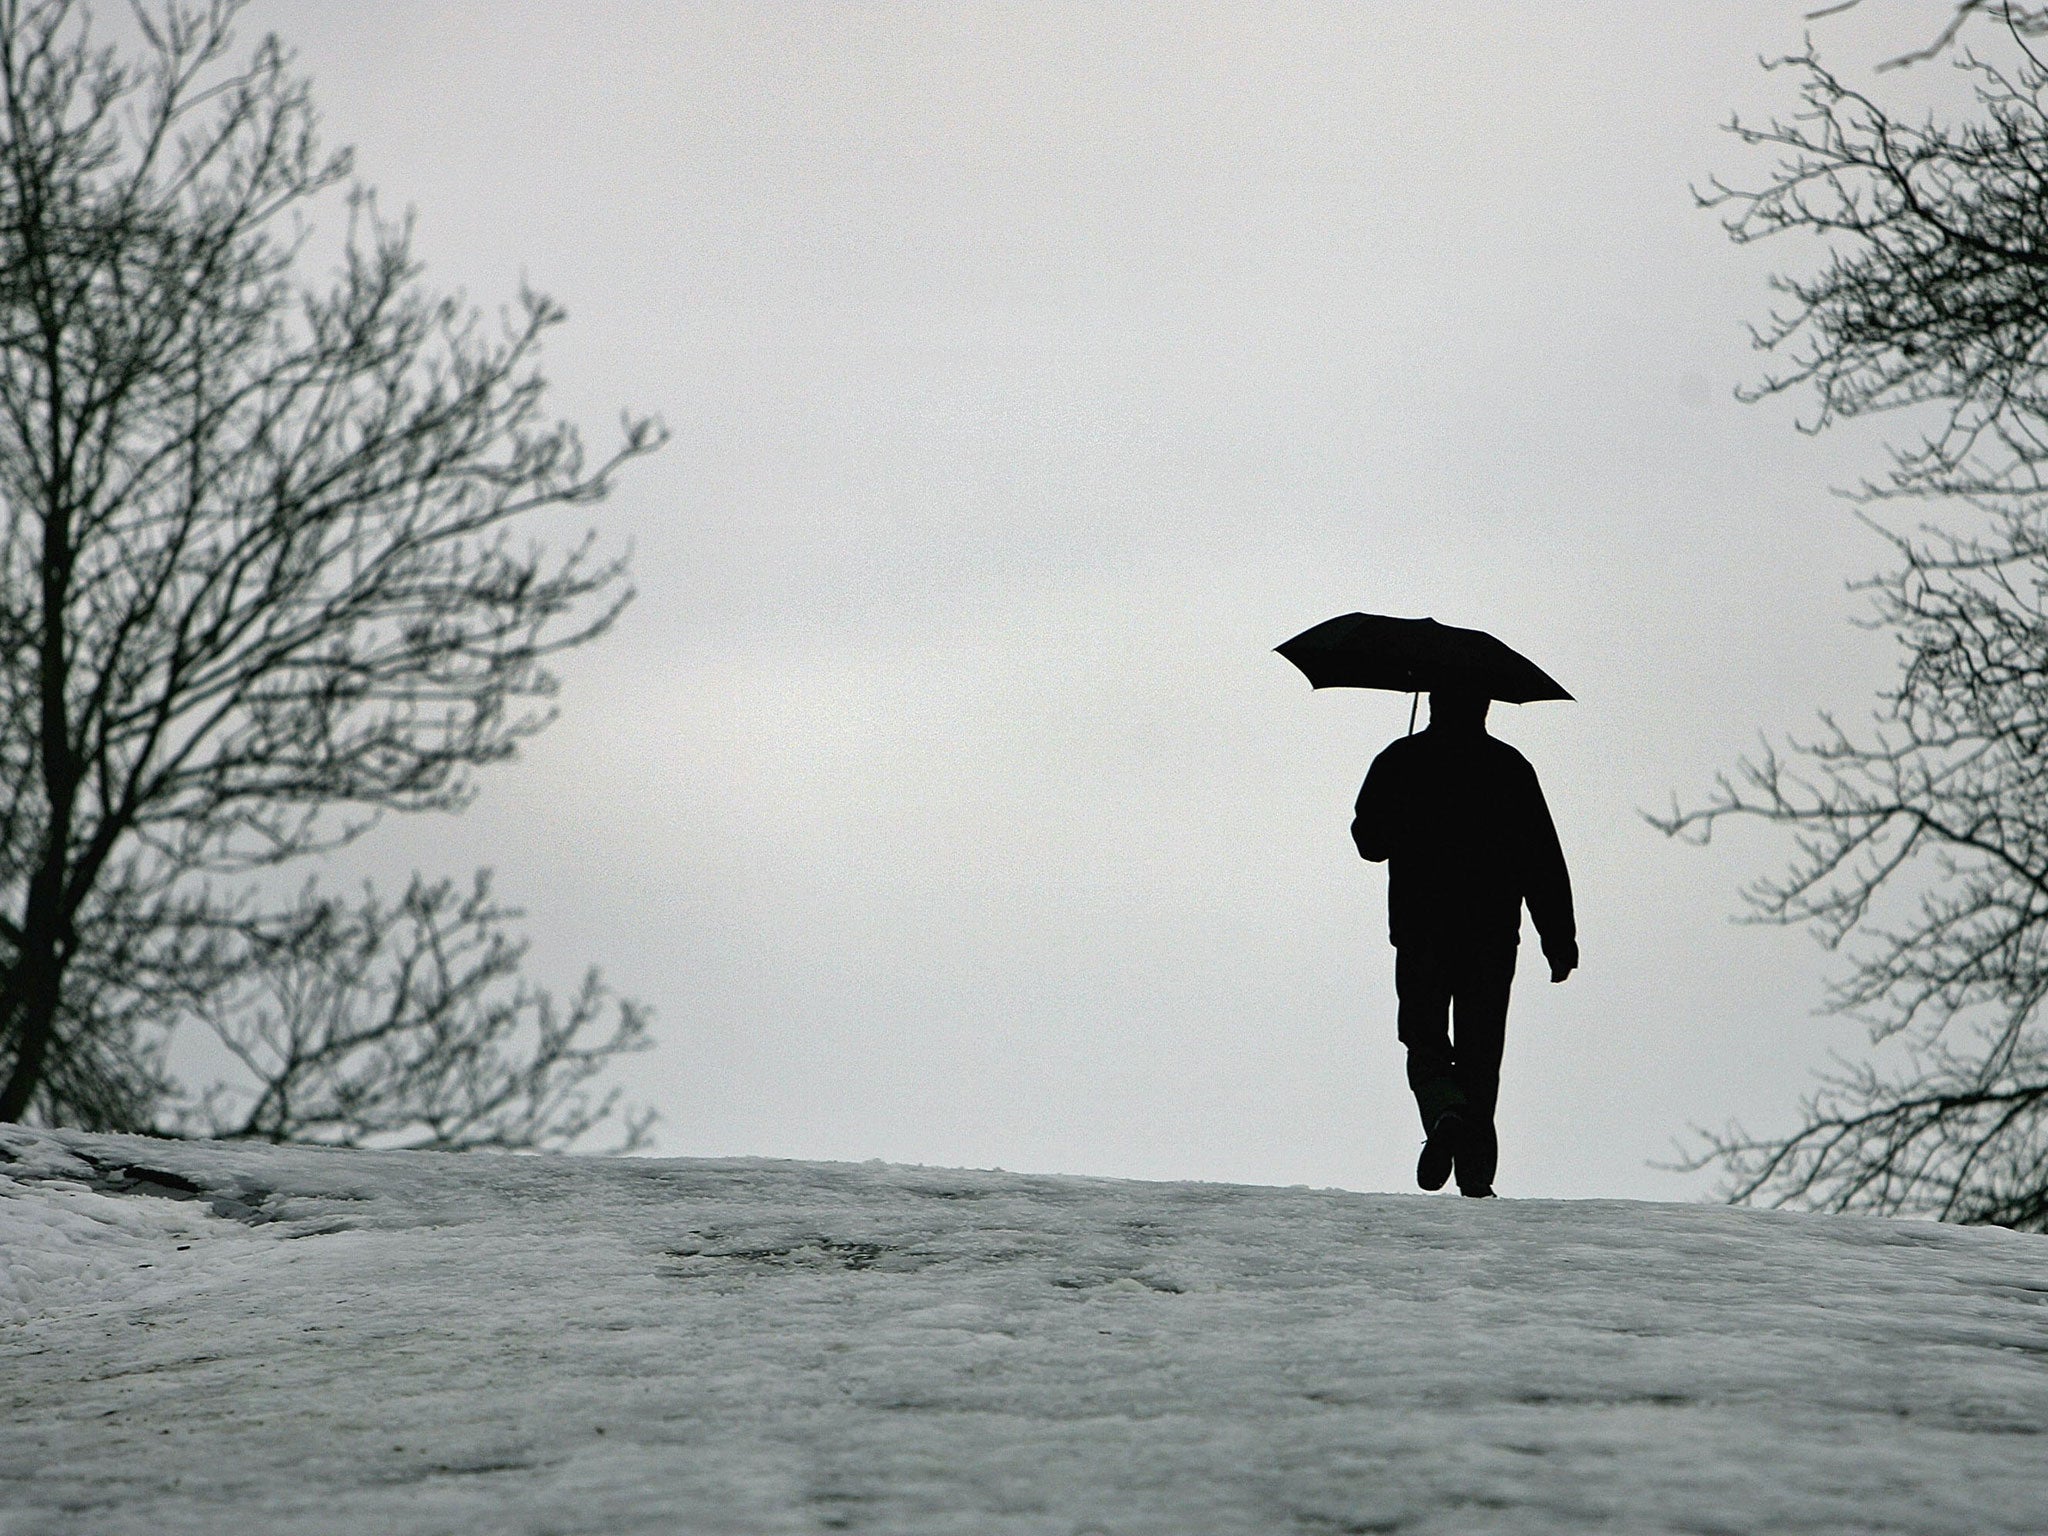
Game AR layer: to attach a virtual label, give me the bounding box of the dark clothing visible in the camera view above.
[1396,938,1515,1193]
[1351,726,1575,967]
[1351,722,1576,1192]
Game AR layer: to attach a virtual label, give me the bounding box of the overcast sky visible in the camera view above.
[239,1,1985,1199]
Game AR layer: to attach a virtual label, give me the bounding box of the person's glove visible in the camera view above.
[1544,936,1578,984]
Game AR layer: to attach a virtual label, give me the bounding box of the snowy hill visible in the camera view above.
[4,1128,2047,1535]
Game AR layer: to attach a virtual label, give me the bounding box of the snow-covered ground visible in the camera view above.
[4,1127,2046,1535]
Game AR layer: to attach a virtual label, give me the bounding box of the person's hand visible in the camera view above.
[1545,939,1578,984]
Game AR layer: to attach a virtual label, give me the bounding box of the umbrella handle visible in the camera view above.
[1407,691,1418,736]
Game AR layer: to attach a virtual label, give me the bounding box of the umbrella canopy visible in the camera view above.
[1275,613,1572,703]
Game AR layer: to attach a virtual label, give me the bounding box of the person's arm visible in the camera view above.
[1520,765,1577,981]
[1352,754,1395,862]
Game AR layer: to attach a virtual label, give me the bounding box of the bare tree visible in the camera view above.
[0,0,663,1142]
[1659,42,2048,1227]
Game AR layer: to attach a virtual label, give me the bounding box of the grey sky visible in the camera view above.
[252,2,1961,1197]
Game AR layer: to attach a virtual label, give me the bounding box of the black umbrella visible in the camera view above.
[1275,613,1572,704]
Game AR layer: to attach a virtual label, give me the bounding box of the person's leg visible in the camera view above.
[1449,945,1517,1193]
[1395,943,1464,1134]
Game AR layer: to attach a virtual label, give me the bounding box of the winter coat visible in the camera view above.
[1351,725,1576,965]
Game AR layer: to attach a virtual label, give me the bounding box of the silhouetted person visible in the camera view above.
[1351,689,1576,1197]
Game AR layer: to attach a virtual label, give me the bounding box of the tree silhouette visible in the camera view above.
[1662,40,2048,1227]
[0,0,662,1145]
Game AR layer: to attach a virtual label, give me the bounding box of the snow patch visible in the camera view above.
[3,1130,2047,1534]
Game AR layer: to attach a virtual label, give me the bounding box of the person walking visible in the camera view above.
[1350,688,1576,1197]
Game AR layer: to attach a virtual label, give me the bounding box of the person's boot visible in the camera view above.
[1416,1110,1464,1191]
[1459,1185,1496,1199]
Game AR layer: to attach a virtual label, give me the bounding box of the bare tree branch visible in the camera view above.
[1810,0,2048,71]
[161,872,655,1153]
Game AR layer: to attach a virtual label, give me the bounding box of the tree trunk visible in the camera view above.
[0,893,69,1121]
